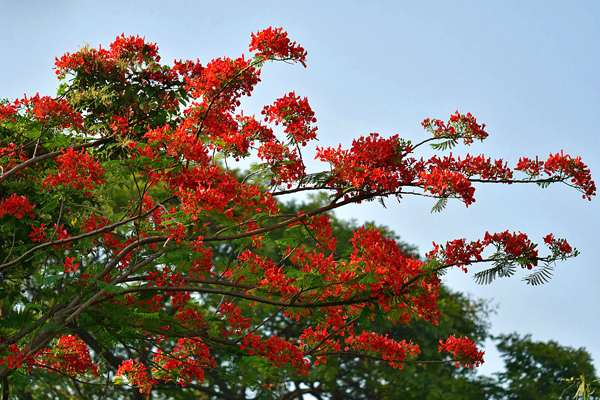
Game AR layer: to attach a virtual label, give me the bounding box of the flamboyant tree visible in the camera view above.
[0,27,595,399]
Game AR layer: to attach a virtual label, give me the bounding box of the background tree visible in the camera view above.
[0,28,595,399]
[492,333,599,400]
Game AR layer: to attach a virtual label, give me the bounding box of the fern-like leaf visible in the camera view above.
[430,139,458,151]
[473,262,516,285]
[522,264,554,286]
[431,197,448,213]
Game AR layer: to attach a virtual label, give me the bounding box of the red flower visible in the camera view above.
[116,360,158,394]
[250,27,307,67]
[33,335,99,377]
[262,92,317,145]
[0,193,35,219]
[42,147,105,197]
[64,257,80,273]
[438,335,484,369]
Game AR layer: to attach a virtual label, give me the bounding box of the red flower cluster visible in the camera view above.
[419,168,475,206]
[543,233,574,254]
[80,213,121,252]
[183,56,259,113]
[345,331,421,369]
[262,92,317,146]
[175,306,207,330]
[349,228,441,323]
[238,113,276,143]
[237,250,299,298]
[418,154,514,206]
[42,147,105,197]
[162,163,278,222]
[250,26,307,67]
[428,230,541,271]
[33,335,99,377]
[52,223,72,251]
[425,154,513,181]
[64,256,80,273]
[143,124,210,163]
[3,95,84,131]
[316,133,411,196]
[240,333,310,374]
[218,300,252,335]
[422,110,488,144]
[55,34,163,77]
[25,94,84,130]
[257,140,306,187]
[484,231,538,264]
[516,151,596,200]
[109,34,160,64]
[299,214,337,252]
[54,34,180,135]
[28,223,47,243]
[438,335,484,369]
[0,102,18,122]
[116,359,158,394]
[0,344,29,369]
[0,193,35,219]
[0,142,29,173]
[152,338,216,386]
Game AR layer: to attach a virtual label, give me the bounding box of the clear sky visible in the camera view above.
[2,0,599,377]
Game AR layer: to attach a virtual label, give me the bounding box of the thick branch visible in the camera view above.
[0,205,166,272]
[0,137,111,183]
[116,285,374,309]
[203,191,376,243]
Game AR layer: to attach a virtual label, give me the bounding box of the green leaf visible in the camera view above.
[430,197,448,213]
[95,279,123,294]
[522,264,554,286]
[472,262,516,285]
[430,139,457,151]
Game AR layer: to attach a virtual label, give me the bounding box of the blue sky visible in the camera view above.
[2,0,599,377]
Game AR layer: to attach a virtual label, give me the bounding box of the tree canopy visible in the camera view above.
[0,28,595,399]
[493,333,599,400]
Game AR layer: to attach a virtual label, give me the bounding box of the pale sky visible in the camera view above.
[2,0,599,377]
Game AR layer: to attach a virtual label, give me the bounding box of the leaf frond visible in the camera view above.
[522,264,554,286]
[430,197,448,213]
[473,262,516,285]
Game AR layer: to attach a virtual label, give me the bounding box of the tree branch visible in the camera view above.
[0,137,111,183]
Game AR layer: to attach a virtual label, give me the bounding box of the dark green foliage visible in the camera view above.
[493,333,599,400]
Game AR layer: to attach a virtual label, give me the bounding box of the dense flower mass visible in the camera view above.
[427,230,542,272]
[33,335,99,377]
[516,151,596,200]
[345,332,421,369]
[316,133,411,197]
[0,193,35,219]
[42,147,105,197]
[439,335,484,369]
[0,102,18,122]
[115,360,158,394]
[0,28,594,397]
[422,110,488,144]
[262,92,317,145]
[26,94,84,130]
[152,338,216,387]
[249,26,308,67]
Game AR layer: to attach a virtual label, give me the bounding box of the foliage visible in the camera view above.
[493,333,599,400]
[0,28,595,398]
[563,375,600,400]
